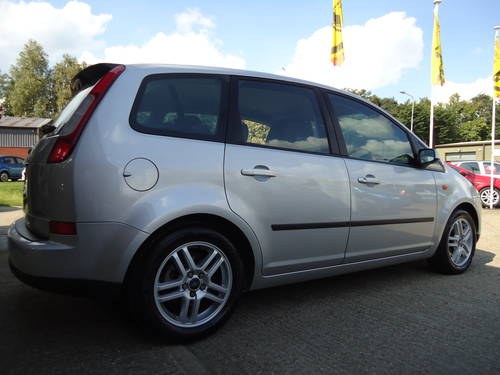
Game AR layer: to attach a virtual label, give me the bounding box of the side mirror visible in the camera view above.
[418,148,438,166]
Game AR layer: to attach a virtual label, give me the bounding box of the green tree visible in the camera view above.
[0,70,13,115]
[8,39,52,118]
[53,55,86,114]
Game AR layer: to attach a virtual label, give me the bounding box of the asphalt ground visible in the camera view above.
[0,207,499,374]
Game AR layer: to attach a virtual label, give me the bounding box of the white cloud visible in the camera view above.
[0,3,244,72]
[175,8,215,33]
[81,8,245,69]
[283,12,423,91]
[433,77,491,103]
[0,0,111,71]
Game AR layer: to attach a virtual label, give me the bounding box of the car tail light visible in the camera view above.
[49,221,77,235]
[47,65,126,163]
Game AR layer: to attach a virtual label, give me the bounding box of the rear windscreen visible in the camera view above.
[53,86,93,135]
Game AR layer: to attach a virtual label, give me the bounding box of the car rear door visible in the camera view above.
[326,92,437,262]
[224,78,350,276]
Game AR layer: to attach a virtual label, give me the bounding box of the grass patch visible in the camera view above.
[0,182,23,207]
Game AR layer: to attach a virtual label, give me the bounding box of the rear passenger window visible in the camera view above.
[130,75,225,140]
[233,80,329,154]
[328,94,414,165]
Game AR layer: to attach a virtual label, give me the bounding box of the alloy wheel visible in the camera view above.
[480,188,499,207]
[153,241,232,328]
[447,218,474,268]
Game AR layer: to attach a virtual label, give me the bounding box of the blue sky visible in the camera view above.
[0,0,498,102]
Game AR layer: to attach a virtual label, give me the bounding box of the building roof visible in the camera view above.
[0,116,51,129]
[435,140,500,148]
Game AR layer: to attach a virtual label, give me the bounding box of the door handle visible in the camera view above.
[241,166,277,177]
[358,175,381,184]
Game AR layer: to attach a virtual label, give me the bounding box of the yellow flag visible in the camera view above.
[494,33,500,98]
[431,4,445,86]
[331,0,344,66]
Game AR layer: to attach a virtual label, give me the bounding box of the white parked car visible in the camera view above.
[451,160,500,179]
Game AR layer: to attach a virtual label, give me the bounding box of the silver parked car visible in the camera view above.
[8,64,482,340]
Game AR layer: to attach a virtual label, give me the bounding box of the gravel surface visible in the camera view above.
[0,208,499,374]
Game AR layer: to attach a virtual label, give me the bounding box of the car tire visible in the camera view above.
[479,187,499,207]
[428,209,476,274]
[126,226,245,342]
[0,171,9,182]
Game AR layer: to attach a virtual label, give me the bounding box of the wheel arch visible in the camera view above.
[451,202,480,240]
[123,213,256,293]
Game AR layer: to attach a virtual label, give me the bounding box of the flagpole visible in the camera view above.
[490,26,499,209]
[430,94,435,146]
[429,0,442,148]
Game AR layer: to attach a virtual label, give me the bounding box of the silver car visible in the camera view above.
[8,64,482,340]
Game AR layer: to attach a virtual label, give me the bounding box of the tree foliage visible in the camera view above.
[53,55,87,114]
[0,40,86,119]
[8,40,52,117]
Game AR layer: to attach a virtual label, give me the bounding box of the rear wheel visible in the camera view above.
[428,210,476,274]
[126,227,244,341]
[0,172,9,182]
[479,187,499,207]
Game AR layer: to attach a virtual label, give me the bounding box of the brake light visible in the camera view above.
[48,65,126,163]
[49,221,77,235]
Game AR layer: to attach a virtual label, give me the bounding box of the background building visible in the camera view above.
[435,140,500,162]
[0,116,49,158]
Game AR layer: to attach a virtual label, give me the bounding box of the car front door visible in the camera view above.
[224,78,350,276]
[327,93,437,262]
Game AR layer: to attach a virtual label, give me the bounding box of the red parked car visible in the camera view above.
[447,163,500,207]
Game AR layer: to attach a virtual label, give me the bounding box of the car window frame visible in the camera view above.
[129,73,230,143]
[225,75,341,156]
[322,90,427,170]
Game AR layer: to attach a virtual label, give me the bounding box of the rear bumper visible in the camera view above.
[9,259,121,297]
[8,217,149,287]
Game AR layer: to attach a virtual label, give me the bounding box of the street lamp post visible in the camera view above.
[400,91,415,133]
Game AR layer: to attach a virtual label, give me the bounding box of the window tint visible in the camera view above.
[328,94,414,165]
[131,76,224,140]
[15,158,25,164]
[3,157,16,164]
[235,80,329,154]
[460,162,480,173]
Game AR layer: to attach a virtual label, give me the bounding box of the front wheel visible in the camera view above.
[479,187,499,207]
[428,210,476,274]
[0,171,9,182]
[126,227,245,341]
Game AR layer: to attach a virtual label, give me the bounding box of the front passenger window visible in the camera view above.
[328,94,414,165]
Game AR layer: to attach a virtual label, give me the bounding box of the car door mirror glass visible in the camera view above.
[418,148,437,165]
